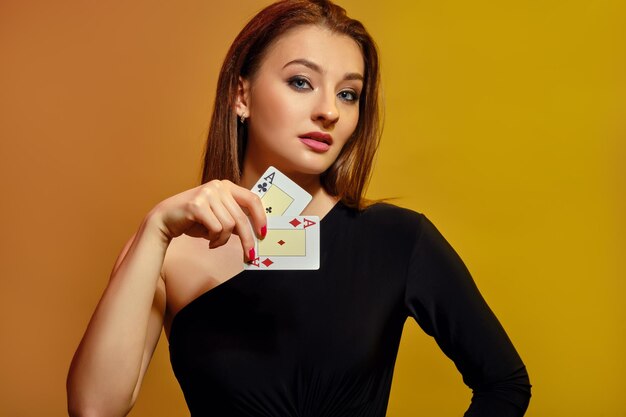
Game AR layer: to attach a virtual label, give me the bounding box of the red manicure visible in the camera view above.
[248,248,256,261]
[261,224,267,238]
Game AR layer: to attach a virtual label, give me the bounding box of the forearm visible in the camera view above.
[67,215,169,417]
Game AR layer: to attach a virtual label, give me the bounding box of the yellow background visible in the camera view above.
[0,0,624,416]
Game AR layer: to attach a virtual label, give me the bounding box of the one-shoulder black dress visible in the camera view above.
[168,202,531,416]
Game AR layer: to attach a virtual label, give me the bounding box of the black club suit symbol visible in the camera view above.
[266,207,272,214]
[257,182,268,192]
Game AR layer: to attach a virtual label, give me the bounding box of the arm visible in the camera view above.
[404,215,531,416]
[67,218,169,417]
[66,181,267,417]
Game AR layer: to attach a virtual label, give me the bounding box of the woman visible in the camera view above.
[67,0,531,416]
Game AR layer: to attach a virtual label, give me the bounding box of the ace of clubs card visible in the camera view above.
[251,166,312,217]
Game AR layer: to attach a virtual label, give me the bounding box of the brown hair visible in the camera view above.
[200,0,382,209]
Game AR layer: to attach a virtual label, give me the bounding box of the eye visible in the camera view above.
[338,89,359,103]
[288,76,313,91]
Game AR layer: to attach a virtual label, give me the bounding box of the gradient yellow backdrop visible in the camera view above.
[1,1,624,416]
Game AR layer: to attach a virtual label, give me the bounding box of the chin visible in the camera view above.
[288,155,337,177]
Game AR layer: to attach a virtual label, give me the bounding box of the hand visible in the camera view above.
[147,180,266,260]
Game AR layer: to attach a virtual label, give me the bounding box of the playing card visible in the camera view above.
[251,166,312,217]
[244,215,320,270]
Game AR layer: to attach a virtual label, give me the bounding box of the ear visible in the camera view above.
[235,76,251,118]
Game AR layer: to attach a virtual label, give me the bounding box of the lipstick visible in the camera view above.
[299,132,333,152]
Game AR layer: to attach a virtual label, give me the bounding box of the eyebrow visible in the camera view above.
[282,58,364,82]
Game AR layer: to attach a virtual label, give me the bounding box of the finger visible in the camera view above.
[185,199,222,240]
[221,193,258,262]
[230,186,267,239]
[207,198,236,249]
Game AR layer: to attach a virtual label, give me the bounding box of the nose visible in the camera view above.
[312,89,339,128]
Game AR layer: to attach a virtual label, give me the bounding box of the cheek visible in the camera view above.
[250,85,297,136]
[340,109,360,143]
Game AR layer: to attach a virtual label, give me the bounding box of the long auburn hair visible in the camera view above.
[200,0,382,209]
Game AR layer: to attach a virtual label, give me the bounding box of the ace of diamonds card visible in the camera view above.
[244,215,320,270]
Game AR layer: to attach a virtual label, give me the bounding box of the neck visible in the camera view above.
[300,185,339,218]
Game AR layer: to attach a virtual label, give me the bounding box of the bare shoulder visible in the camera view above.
[161,234,244,336]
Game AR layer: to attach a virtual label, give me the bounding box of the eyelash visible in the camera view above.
[338,90,359,103]
[287,76,360,104]
[289,76,312,91]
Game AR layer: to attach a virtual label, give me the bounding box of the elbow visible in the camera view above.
[67,401,132,417]
[67,385,133,417]
[67,395,104,417]
[67,405,99,417]
[467,366,532,416]
[519,367,532,410]
[66,368,135,417]
[509,365,532,408]
[67,397,102,417]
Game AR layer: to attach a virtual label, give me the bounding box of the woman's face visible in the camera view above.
[239,24,364,178]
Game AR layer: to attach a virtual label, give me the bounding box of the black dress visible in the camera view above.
[168,202,531,416]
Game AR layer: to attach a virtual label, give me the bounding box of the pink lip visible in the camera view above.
[298,132,333,152]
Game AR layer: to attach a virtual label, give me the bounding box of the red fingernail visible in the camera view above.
[248,248,255,261]
[261,225,267,238]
